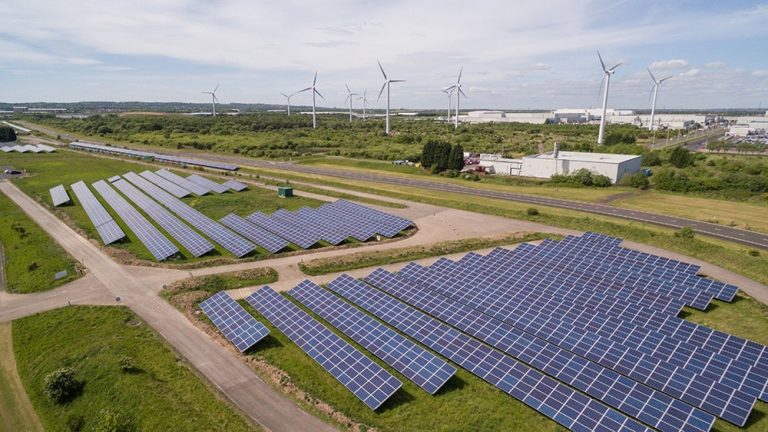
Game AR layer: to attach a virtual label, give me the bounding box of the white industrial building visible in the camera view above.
[479,150,641,183]
[460,109,717,130]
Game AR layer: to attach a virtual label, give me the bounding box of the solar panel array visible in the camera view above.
[92,180,179,261]
[326,275,652,432]
[108,175,121,183]
[288,280,457,394]
[139,170,191,198]
[155,169,210,196]
[199,291,269,352]
[222,179,248,192]
[246,286,402,410]
[68,141,239,171]
[49,185,70,206]
[187,174,231,194]
[122,171,255,257]
[70,181,125,244]
[219,213,289,253]
[112,179,214,257]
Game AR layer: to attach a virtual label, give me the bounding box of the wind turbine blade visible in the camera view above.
[281,92,289,98]
[344,94,351,103]
[297,87,312,93]
[345,83,351,94]
[609,62,622,71]
[459,88,467,98]
[647,68,657,82]
[597,50,607,72]
[660,75,673,82]
[314,89,325,100]
[313,71,318,86]
[378,60,387,80]
[213,84,220,93]
[457,66,463,83]
[390,79,405,83]
[377,81,387,101]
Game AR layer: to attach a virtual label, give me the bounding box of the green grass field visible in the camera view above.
[1,151,322,263]
[12,306,257,432]
[0,323,43,432]
[0,192,80,293]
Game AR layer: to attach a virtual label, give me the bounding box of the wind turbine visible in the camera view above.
[446,67,467,129]
[344,84,359,122]
[280,91,297,115]
[358,89,369,120]
[647,68,672,131]
[296,72,324,129]
[596,51,622,145]
[201,84,220,117]
[377,61,405,135]
[441,87,454,123]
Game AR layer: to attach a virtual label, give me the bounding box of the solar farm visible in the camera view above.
[54,168,413,261]
[198,233,766,431]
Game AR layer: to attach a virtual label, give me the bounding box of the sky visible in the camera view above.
[1,0,767,110]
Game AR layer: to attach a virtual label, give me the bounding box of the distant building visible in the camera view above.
[479,151,641,183]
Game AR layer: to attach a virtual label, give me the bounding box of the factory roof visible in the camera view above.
[525,151,640,163]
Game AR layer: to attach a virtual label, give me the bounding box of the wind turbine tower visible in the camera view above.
[297,72,324,129]
[358,89,369,120]
[441,87,454,123]
[280,91,297,115]
[647,68,672,131]
[451,68,467,129]
[201,84,220,117]
[344,84,359,122]
[596,51,622,145]
[377,61,405,135]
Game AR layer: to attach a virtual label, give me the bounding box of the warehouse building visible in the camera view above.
[479,150,641,183]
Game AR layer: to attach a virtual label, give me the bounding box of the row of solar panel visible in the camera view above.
[69,141,240,171]
[0,144,56,153]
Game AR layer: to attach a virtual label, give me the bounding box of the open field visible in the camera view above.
[0,323,43,432]
[12,306,257,432]
[0,192,80,293]
[162,267,278,301]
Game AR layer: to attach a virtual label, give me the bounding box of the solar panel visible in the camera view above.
[108,175,121,183]
[123,172,255,257]
[326,275,654,432]
[92,180,179,261]
[186,174,231,194]
[288,280,457,394]
[219,213,289,253]
[199,291,269,352]
[35,144,56,153]
[384,267,756,426]
[246,211,318,249]
[222,179,248,192]
[324,200,412,237]
[68,142,239,171]
[155,169,210,196]
[270,208,347,245]
[49,185,70,207]
[404,252,768,404]
[139,170,191,198]
[70,181,125,245]
[246,287,402,410]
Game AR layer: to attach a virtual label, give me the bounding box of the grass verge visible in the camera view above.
[12,306,257,432]
[0,323,43,432]
[161,267,278,301]
[299,232,556,276]
[0,192,80,293]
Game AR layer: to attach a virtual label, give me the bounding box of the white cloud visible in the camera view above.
[529,63,552,71]
[752,70,768,77]
[679,68,701,77]
[649,59,689,69]
[705,61,727,69]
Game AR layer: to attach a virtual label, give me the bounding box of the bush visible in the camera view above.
[526,207,539,216]
[674,226,696,239]
[444,169,460,178]
[67,415,85,432]
[43,367,82,403]
[626,172,649,189]
[642,151,662,166]
[592,175,612,187]
[0,126,17,142]
[669,146,693,168]
[118,355,136,372]
[748,249,761,257]
[94,409,132,432]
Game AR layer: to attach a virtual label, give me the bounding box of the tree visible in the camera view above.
[447,144,465,171]
[668,146,693,168]
[642,151,662,166]
[43,367,82,403]
[0,126,17,142]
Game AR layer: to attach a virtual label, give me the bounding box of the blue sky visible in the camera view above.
[0,0,767,109]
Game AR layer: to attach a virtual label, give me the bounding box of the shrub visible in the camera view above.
[444,169,460,178]
[674,226,696,239]
[43,367,82,403]
[642,151,662,166]
[118,355,136,372]
[748,249,761,257]
[627,172,650,189]
[94,409,132,432]
[669,146,693,168]
[592,175,612,187]
[526,207,539,216]
[67,415,85,432]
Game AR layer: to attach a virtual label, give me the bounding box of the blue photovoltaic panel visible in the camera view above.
[219,213,289,253]
[70,181,125,245]
[407,250,768,403]
[386,266,755,426]
[246,211,318,249]
[123,171,255,257]
[271,208,347,245]
[112,179,214,257]
[288,280,457,394]
[326,275,652,432]
[49,185,70,206]
[330,200,412,237]
[186,174,231,194]
[92,180,179,261]
[199,291,269,352]
[155,169,210,196]
[246,286,402,410]
[222,179,248,192]
[68,141,239,171]
[139,170,191,198]
[108,175,121,183]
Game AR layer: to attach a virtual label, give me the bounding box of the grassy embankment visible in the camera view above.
[12,306,257,431]
[0,192,80,293]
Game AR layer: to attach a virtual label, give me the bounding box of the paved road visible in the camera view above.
[212,157,768,249]
[0,181,335,432]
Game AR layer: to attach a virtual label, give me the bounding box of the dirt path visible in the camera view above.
[0,243,5,292]
[0,323,44,432]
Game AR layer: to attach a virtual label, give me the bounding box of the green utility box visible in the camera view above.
[277,186,293,198]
